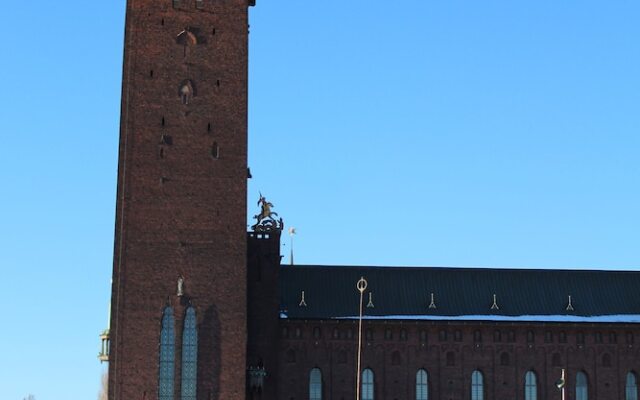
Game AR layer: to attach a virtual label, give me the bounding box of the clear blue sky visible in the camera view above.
[0,0,638,398]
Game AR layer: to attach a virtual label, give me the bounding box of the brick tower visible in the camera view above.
[108,1,255,399]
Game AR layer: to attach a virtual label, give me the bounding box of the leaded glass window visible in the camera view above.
[416,369,428,400]
[309,368,322,400]
[181,307,198,400]
[471,370,483,400]
[524,371,537,400]
[576,372,588,400]
[627,372,638,400]
[159,307,176,400]
[362,369,374,400]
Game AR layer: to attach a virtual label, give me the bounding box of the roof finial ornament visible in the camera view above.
[491,294,500,310]
[428,292,437,309]
[251,193,284,232]
[288,227,297,266]
[299,291,307,307]
[566,295,574,312]
[367,292,375,308]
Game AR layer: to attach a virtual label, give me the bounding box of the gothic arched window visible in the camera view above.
[576,372,588,400]
[471,370,484,400]
[309,368,322,400]
[524,371,537,400]
[181,307,198,400]
[362,369,374,400]
[416,369,428,400]
[159,307,175,400]
[627,372,638,400]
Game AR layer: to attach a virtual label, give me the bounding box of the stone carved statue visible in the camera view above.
[177,276,184,297]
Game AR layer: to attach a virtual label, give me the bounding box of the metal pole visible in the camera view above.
[356,277,368,400]
[561,369,566,400]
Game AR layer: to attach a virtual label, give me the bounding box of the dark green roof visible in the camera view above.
[279,265,640,323]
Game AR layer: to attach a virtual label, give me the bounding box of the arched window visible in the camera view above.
[309,368,322,400]
[576,372,588,400]
[416,369,428,400]
[627,372,638,400]
[181,307,198,400]
[471,370,484,400]
[362,369,374,400]
[524,371,537,400]
[159,307,175,400]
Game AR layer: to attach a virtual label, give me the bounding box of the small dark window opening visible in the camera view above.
[559,331,567,343]
[527,331,534,343]
[195,0,203,9]
[207,122,211,132]
[474,330,482,343]
[285,349,296,363]
[595,332,603,343]
[494,330,502,343]
[419,330,427,343]
[150,70,154,78]
[216,79,220,87]
[400,329,407,341]
[545,331,553,343]
[439,330,447,342]
[172,0,180,8]
[365,328,373,341]
[602,353,612,367]
[313,327,321,339]
[384,329,393,341]
[577,332,585,345]
[391,351,401,366]
[161,18,165,26]
[159,147,164,159]
[212,28,216,35]
[446,351,455,366]
[347,328,354,340]
[161,117,165,127]
[500,352,510,366]
[332,328,339,339]
[507,331,515,343]
[609,332,617,343]
[454,330,462,342]
[294,327,302,339]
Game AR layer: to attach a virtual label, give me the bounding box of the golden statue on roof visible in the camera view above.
[252,193,283,232]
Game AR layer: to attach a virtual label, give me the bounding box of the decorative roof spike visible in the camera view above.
[566,295,574,312]
[491,294,500,310]
[367,292,375,308]
[298,290,308,307]
[428,292,437,309]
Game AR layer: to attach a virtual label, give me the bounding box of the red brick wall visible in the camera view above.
[275,321,640,400]
[109,1,251,399]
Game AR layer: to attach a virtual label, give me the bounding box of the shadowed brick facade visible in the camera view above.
[106,1,639,400]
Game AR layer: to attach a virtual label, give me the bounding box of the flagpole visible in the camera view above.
[356,277,367,400]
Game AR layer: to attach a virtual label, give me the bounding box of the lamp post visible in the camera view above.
[355,277,368,400]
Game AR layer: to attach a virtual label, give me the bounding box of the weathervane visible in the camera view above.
[251,193,283,232]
